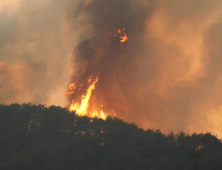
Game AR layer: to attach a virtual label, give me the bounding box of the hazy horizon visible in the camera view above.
[1,0,222,135]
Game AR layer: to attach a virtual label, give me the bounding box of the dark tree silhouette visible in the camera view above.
[0,103,222,170]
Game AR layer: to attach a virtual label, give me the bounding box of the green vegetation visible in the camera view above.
[0,103,222,170]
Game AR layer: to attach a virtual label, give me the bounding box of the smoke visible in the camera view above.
[137,0,222,134]
[0,0,79,106]
[1,0,222,134]
[68,0,222,134]
[67,0,154,117]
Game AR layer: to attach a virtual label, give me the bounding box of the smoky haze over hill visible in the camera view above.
[0,0,222,134]
[67,0,153,120]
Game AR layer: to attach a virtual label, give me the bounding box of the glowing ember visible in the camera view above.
[65,83,76,95]
[119,28,128,43]
[88,76,92,83]
[118,29,122,34]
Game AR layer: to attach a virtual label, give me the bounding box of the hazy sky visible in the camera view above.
[1,0,222,135]
[0,0,78,106]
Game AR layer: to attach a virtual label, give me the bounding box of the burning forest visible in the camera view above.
[66,27,129,119]
[1,1,222,169]
[66,0,147,120]
[1,0,222,135]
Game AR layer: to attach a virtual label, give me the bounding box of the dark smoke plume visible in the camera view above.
[68,0,222,134]
[1,0,222,135]
[68,0,154,118]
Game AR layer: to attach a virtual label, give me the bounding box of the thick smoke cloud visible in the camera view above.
[0,0,79,106]
[67,0,154,117]
[1,0,222,135]
[69,0,222,134]
[136,0,222,134]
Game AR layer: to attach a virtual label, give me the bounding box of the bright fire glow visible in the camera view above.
[119,28,128,43]
[65,83,76,95]
[69,77,107,120]
[67,28,129,120]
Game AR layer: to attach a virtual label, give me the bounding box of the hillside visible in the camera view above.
[0,103,222,170]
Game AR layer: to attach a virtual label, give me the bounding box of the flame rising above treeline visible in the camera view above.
[66,0,222,135]
[66,0,153,120]
[67,76,106,119]
[1,0,222,135]
[66,26,129,119]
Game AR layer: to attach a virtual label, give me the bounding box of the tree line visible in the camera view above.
[0,103,222,170]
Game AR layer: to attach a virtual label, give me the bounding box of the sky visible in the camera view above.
[1,0,222,135]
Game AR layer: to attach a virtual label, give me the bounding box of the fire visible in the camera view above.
[119,28,128,43]
[67,28,128,120]
[65,83,76,95]
[91,110,107,120]
[69,77,107,120]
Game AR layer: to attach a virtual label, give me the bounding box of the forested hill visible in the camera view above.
[0,104,222,170]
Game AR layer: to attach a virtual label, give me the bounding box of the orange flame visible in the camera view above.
[65,83,76,95]
[119,28,128,43]
[69,77,107,120]
[67,28,128,120]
